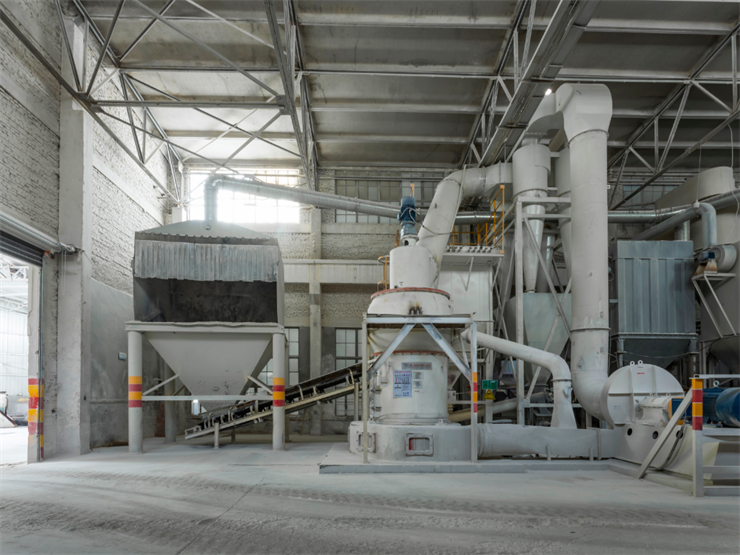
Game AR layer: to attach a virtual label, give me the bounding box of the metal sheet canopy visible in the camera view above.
[361,315,478,463]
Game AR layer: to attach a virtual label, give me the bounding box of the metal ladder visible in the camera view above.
[185,363,362,440]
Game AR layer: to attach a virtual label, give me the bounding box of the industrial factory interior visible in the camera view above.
[1,0,740,553]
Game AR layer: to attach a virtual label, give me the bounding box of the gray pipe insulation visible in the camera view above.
[202,174,492,225]
[633,202,717,248]
[461,329,577,429]
[201,173,739,232]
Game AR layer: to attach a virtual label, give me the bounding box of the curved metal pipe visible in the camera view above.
[633,201,717,248]
[461,329,577,429]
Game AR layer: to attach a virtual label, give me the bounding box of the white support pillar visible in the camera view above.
[309,207,322,435]
[164,363,177,443]
[128,331,144,454]
[272,332,286,451]
[56,18,93,458]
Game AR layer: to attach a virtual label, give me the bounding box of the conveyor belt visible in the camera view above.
[185,362,362,439]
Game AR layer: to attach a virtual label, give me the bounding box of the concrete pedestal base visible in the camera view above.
[348,420,470,462]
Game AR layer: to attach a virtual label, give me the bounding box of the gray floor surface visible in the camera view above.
[1,437,738,554]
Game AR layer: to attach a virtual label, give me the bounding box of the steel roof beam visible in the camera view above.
[90,100,284,109]
[116,65,740,85]
[127,0,281,97]
[125,74,300,158]
[0,7,177,203]
[476,0,600,167]
[263,0,312,188]
[609,21,740,208]
[119,0,176,62]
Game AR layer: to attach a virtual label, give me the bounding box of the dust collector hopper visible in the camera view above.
[126,220,285,410]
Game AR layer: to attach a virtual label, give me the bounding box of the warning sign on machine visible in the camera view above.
[393,370,412,398]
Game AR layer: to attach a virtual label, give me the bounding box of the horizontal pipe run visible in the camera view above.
[449,392,547,422]
[200,173,739,228]
[203,175,491,224]
[633,202,717,248]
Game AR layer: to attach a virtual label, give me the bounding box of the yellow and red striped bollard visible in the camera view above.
[692,378,703,431]
[472,371,478,415]
[128,376,143,408]
[273,377,285,408]
[28,378,44,459]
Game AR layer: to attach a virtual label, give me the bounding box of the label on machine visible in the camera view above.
[393,370,412,398]
[402,362,432,371]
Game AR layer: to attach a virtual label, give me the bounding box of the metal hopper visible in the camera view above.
[128,220,285,409]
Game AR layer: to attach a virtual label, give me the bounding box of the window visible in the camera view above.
[187,169,301,224]
[258,327,300,386]
[334,173,444,224]
[335,329,361,417]
[336,179,399,224]
[335,328,360,370]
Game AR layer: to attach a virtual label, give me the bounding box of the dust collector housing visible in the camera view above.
[132,220,284,324]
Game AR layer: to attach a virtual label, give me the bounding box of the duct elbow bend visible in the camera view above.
[695,202,717,249]
[461,329,577,429]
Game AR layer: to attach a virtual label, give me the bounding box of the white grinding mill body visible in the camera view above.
[368,245,456,424]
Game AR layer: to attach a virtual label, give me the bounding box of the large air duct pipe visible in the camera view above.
[554,148,572,279]
[461,329,577,429]
[535,234,555,293]
[512,144,550,292]
[558,84,613,421]
[202,175,493,225]
[511,84,612,420]
[416,164,511,286]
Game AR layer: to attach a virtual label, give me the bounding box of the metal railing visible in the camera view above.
[377,255,390,291]
[448,184,506,249]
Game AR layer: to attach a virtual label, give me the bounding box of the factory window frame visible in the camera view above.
[334,173,443,224]
[260,327,300,386]
[335,328,360,417]
[187,169,301,223]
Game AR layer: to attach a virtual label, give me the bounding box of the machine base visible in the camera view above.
[348,421,470,462]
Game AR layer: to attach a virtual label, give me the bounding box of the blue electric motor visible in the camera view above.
[672,387,740,427]
[398,196,418,244]
[708,388,740,427]
[398,196,417,225]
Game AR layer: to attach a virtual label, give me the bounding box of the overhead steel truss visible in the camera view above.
[460,1,738,209]
[609,21,740,209]
[462,0,600,168]
[0,0,313,207]
[3,1,738,196]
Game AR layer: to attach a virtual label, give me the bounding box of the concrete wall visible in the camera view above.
[0,1,175,460]
[89,279,160,448]
[0,0,61,236]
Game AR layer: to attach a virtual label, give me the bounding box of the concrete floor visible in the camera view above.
[0,437,738,555]
[0,426,27,465]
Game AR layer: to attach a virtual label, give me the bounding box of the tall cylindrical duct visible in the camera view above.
[535,234,555,293]
[554,148,572,279]
[513,144,550,292]
[568,129,610,420]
